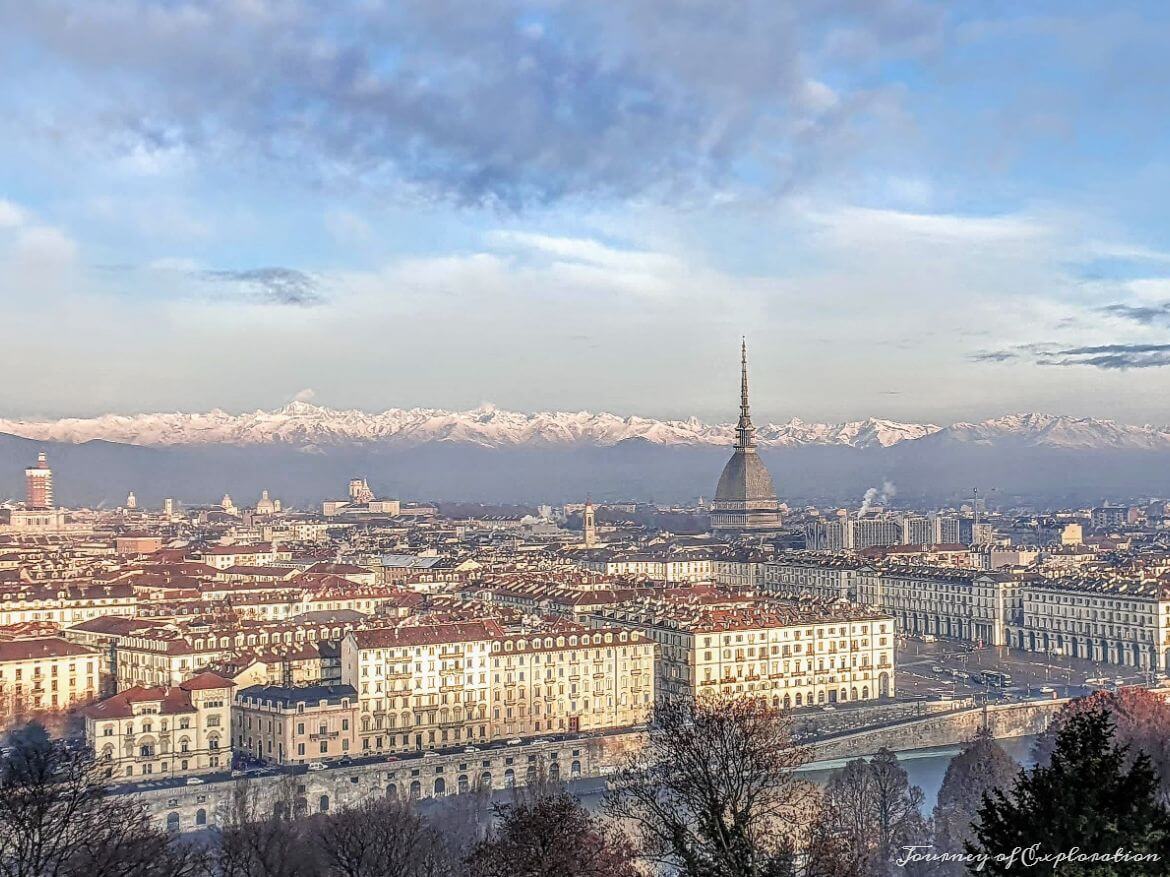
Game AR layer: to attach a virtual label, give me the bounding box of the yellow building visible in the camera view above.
[340,619,656,755]
[84,672,234,779]
[594,599,895,707]
[0,637,101,721]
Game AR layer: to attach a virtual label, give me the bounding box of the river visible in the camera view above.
[566,735,1038,815]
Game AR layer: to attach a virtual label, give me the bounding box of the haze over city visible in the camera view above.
[3,2,1170,425]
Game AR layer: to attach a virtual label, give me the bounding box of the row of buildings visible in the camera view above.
[758,553,1170,671]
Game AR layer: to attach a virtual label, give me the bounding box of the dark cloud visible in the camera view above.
[1039,343,1170,370]
[1,1,942,207]
[1099,302,1170,325]
[200,268,323,307]
[973,341,1170,370]
[969,349,1021,363]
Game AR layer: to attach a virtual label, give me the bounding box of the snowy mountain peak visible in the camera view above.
[0,405,1164,451]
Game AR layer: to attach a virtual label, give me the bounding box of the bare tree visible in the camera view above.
[209,779,317,877]
[0,721,203,877]
[466,790,638,877]
[604,693,813,877]
[810,749,926,877]
[313,796,451,877]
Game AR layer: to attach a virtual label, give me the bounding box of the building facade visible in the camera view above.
[84,672,234,779]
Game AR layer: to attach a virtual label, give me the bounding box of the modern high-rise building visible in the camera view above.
[710,340,782,535]
[25,452,54,510]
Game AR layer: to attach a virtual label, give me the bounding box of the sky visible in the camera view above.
[3,1,1170,426]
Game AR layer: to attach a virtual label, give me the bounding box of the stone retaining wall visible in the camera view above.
[132,731,646,834]
[809,698,1068,762]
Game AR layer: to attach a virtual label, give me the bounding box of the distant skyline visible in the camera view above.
[3,2,1170,425]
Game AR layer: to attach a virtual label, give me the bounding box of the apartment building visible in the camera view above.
[114,619,356,689]
[340,619,655,755]
[758,555,863,601]
[84,672,234,779]
[593,597,895,707]
[853,565,1021,647]
[1009,579,1170,670]
[233,684,358,764]
[0,637,101,720]
[0,584,137,627]
[575,550,717,583]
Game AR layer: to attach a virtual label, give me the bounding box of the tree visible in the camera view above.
[930,729,1019,875]
[314,796,453,877]
[807,749,926,877]
[604,693,813,877]
[971,708,1170,876]
[0,721,202,877]
[209,779,319,877]
[1033,687,1170,801]
[466,790,637,877]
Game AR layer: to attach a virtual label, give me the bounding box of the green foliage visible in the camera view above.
[970,709,1170,876]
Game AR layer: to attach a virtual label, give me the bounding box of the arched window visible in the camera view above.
[409,780,421,799]
[195,808,207,827]
[166,812,180,833]
[504,768,515,787]
[479,771,492,789]
[570,760,581,777]
[319,795,330,813]
[434,777,446,796]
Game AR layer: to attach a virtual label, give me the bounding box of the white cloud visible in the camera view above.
[0,199,27,229]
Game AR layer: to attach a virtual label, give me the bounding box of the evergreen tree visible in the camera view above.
[931,728,1019,875]
[970,709,1170,876]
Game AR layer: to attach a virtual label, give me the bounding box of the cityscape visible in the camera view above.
[4,2,1170,876]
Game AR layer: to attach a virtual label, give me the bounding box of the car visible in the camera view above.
[506,738,522,746]
[921,635,937,643]
[821,705,837,712]
[185,777,205,785]
[463,746,480,753]
[307,762,327,771]
[1040,686,1056,694]
[384,755,400,763]
[338,755,353,765]
[931,665,945,673]
[230,769,245,778]
[423,751,439,759]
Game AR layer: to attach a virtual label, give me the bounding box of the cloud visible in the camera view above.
[2,1,942,207]
[1099,302,1170,326]
[200,268,324,307]
[292,388,316,403]
[0,199,27,229]
[1039,344,1170,370]
[973,342,1170,371]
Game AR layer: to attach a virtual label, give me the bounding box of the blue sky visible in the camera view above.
[3,1,1170,425]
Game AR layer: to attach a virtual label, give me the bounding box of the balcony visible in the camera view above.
[309,731,339,741]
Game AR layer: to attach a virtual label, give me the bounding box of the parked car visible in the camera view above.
[185,777,205,785]
[307,762,327,771]
[423,751,439,759]
[506,738,522,745]
[463,746,480,753]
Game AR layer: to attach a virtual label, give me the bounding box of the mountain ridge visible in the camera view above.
[1,404,1168,451]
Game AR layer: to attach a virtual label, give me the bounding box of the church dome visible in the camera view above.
[715,448,776,503]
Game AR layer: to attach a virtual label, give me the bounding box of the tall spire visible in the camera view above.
[736,337,756,449]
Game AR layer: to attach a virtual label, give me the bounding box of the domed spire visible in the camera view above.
[736,337,756,449]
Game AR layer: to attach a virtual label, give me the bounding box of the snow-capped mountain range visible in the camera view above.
[2,403,1169,451]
